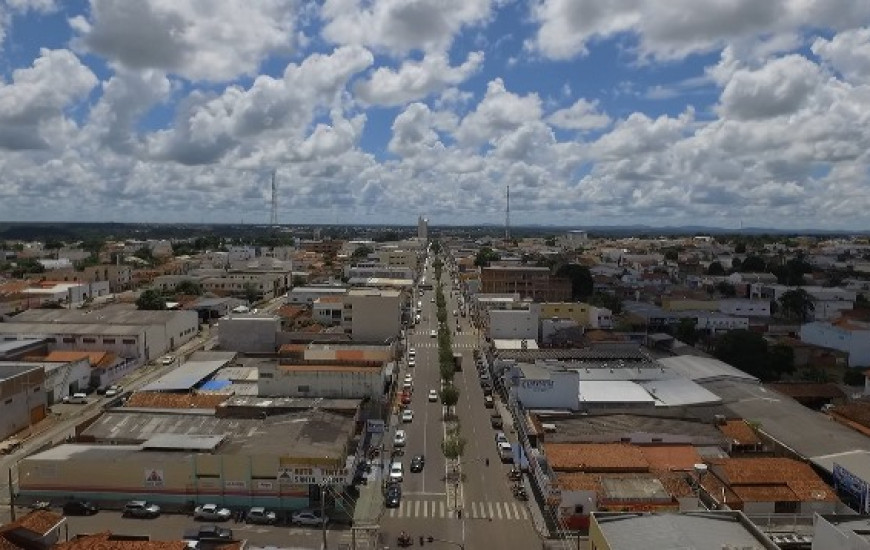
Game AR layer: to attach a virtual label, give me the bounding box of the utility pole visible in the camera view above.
[8,467,15,522]
[321,483,327,550]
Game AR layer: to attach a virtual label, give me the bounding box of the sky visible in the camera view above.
[1,1,870,230]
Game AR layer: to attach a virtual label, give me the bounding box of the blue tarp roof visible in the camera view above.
[199,379,232,391]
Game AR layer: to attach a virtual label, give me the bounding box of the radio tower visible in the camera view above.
[505,185,511,245]
[270,170,278,226]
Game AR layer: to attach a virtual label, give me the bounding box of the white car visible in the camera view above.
[291,509,328,526]
[402,409,414,423]
[408,348,416,359]
[428,390,438,402]
[389,462,404,482]
[394,429,407,447]
[193,503,232,522]
[104,385,122,398]
[161,355,175,366]
[404,374,413,384]
[403,380,413,391]
[408,358,416,368]
[429,330,437,338]
[495,432,509,445]
[64,392,89,404]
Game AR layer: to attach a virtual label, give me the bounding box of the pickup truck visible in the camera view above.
[490,414,503,429]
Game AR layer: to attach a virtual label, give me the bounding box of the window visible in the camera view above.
[574,505,584,514]
[122,339,136,344]
[4,399,11,405]
[82,338,96,344]
[298,385,310,392]
[103,338,115,344]
[260,372,273,379]
[62,338,75,343]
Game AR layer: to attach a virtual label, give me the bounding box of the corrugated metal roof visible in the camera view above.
[140,351,235,391]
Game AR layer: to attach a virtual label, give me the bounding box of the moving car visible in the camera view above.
[104,385,122,398]
[495,432,509,445]
[498,441,514,463]
[385,483,402,508]
[428,389,438,402]
[402,409,414,423]
[393,429,407,447]
[246,507,276,525]
[429,330,437,338]
[161,355,175,366]
[194,503,232,522]
[291,509,328,526]
[490,414,503,429]
[484,395,494,408]
[408,357,416,368]
[389,461,404,482]
[410,455,425,472]
[123,500,161,518]
[62,500,98,516]
[408,348,416,359]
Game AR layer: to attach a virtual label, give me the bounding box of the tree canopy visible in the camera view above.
[136,289,166,310]
[555,263,593,300]
[712,329,794,381]
[175,279,203,296]
[778,288,815,322]
[474,247,500,267]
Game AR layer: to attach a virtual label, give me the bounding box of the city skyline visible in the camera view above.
[1,1,870,229]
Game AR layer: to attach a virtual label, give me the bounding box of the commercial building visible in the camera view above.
[18,408,358,511]
[21,280,110,306]
[490,308,539,340]
[258,363,386,400]
[814,514,870,550]
[800,320,870,367]
[286,285,348,305]
[0,364,47,440]
[312,296,344,326]
[217,314,280,353]
[589,511,779,550]
[480,266,572,302]
[539,302,613,329]
[342,288,402,342]
[417,216,428,241]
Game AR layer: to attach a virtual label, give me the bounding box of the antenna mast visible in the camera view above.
[270,170,278,226]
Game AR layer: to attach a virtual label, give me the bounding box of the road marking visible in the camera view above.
[488,501,495,519]
[471,501,479,518]
[439,500,445,518]
[414,500,421,517]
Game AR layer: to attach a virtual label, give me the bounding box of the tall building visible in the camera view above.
[417,215,428,241]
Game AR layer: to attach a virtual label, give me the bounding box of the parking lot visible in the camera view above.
[33,509,361,548]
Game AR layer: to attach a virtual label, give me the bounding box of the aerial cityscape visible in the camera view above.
[2,1,870,550]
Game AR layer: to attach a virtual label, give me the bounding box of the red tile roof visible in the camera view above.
[717,419,761,445]
[0,509,64,537]
[544,443,648,472]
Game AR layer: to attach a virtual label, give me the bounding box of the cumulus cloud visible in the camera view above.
[813,27,870,85]
[70,0,297,82]
[547,98,611,131]
[321,0,493,54]
[717,55,823,120]
[531,0,870,61]
[455,78,542,147]
[0,48,97,150]
[355,51,484,106]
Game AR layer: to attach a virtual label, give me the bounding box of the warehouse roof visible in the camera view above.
[11,304,194,326]
[0,323,144,336]
[545,443,648,472]
[593,511,777,550]
[579,381,654,405]
[637,378,721,407]
[538,414,726,446]
[140,351,235,391]
[657,355,757,383]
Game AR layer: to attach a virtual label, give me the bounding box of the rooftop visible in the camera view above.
[11,304,194,326]
[538,414,727,446]
[579,381,655,404]
[717,419,761,446]
[657,355,758,383]
[140,351,236,391]
[710,457,837,502]
[0,509,64,537]
[125,392,230,409]
[544,443,648,472]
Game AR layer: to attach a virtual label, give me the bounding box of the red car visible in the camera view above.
[401,393,412,405]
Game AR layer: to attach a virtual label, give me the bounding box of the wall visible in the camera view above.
[801,323,870,367]
[219,316,280,353]
[259,367,383,399]
[812,515,870,550]
[0,367,46,440]
[489,309,539,340]
[514,370,579,410]
[45,359,91,402]
[346,292,401,342]
[719,299,771,317]
[540,303,589,325]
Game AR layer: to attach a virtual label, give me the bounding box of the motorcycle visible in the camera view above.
[397,532,413,547]
[508,468,522,481]
[30,501,51,511]
[512,484,528,501]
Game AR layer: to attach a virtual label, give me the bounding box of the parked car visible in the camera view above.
[389,462,404,482]
[123,500,160,518]
[428,389,438,402]
[401,393,412,405]
[402,409,414,423]
[291,509,328,526]
[410,455,425,473]
[490,414,503,429]
[495,432,509,445]
[498,441,514,463]
[408,348,416,359]
[385,483,402,508]
[194,503,232,522]
[246,507,276,525]
[184,524,233,542]
[104,385,122,398]
[161,355,176,366]
[63,393,89,404]
[408,358,416,368]
[394,429,407,447]
[429,330,437,338]
[484,396,494,408]
[62,500,98,516]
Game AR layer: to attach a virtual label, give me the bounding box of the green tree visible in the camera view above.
[441,433,466,461]
[474,247,500,267]
[555,264,593,300]
[664,249,679,262]
[175,279,203,296]
[243,283,260,304]
[740,255,766,272]
[44,239,64,250]
[707,261,726,276]
[136,289,167,310]
[544,236,557,247]
[715,281,737,297]
[844,368,866,386]
[134,246,154,264]
[778,289,815,322]
[351,245,373,261]
[291,275,306,287]
[588,292,622,314]
[712,330,791,381]
[11,258,45,278]
[440,384,460,416]
[768,344,795,377]
[675,318,699,346]
[773,257,812,286]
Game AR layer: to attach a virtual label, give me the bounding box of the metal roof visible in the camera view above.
[657,355,758,383]
[579,381,654,404]
[140,351,235,391]
[142,433,225,451]
[638,378,722,407]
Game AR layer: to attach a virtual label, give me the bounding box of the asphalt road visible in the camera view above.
[380,258,540,550]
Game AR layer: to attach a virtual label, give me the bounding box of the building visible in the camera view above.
[217,315,280,353]
[312,296,344,326]
[417,215,428,241]
[48,264,133,292]
[22,280,110,306]
[0,510,66,549]
[18,408,358,511]
[0,364,47,440]
[481,266,572,302]
[589,511,779,550]
[258,362,386,400]
[286,285,348,305]
[5,358,92,403]
[343,288,401,342]
[0,305,199,362]
[489,308,539,340]
[800,320,870,367]
[814,514,870,550]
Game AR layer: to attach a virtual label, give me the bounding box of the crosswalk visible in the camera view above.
[386,499,529,520]
[414,342,477,349]
[409,330,477,337]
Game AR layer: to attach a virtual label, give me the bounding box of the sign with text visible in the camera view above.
[520,379,554,391]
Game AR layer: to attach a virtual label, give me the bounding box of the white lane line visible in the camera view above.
[488,501,495,519]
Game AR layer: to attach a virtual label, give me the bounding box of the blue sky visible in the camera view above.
[1,1,870,229]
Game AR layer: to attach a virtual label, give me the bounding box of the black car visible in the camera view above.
[385,484,402,508]
[184,524,233,542]
[62,500,98,516]
[410,454,425,472]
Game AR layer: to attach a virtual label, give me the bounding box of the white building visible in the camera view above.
[312,297,344,326]
[343,288,402,342]
[751,284,856,321]
[718,299,771,317]
[490,308,539,340]
[0,365,46,440]
[218,315,280,353]
[801,321,870,367]
[286,285,348,305]
[22,280,110,306]
[588,306,613,329]
[417,216,428,241]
